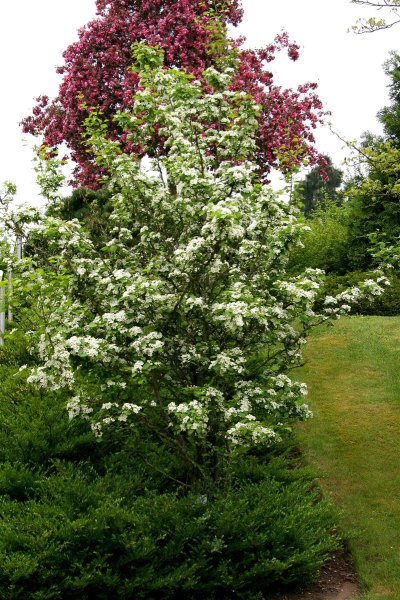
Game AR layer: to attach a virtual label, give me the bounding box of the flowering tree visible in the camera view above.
[22,0,324,187]
[8,47,385,487]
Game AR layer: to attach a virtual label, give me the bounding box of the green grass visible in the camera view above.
[297,316,400,600]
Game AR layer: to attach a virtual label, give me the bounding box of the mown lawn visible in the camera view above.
[297,316,400,600]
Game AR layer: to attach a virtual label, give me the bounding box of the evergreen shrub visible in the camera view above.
[0,461,338,600]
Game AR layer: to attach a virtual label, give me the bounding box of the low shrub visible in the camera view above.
[0,460,338,600]
[0,339,339,599]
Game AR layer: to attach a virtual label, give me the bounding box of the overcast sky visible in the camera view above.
[1,0,399,203]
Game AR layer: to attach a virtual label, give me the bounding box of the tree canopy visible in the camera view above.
[22,0,324,187]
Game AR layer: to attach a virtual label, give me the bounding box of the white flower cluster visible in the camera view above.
[130,331,164,357]
[67,396,93,420]
[226,421,278,447]
[167,400,209,434]
[67,336,102,358]
[209,349,245,375]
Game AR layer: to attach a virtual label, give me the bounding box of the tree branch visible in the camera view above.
[352,0,399,7]
[354,17,400,32]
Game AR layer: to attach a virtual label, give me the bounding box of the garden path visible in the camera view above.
[269,550,361,600]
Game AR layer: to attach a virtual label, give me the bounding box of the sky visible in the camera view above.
[1,0,399,204]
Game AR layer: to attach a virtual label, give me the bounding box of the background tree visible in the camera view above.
[294,156,343,217]
[46,187,113,249]
[22,0,324,187]
[346,143,400,269]
[378,51,400,144]
[341,53,400,270]
[289,201,351,274]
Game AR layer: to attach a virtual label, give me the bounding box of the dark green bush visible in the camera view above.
[322,271,400,316]
[0,461,338,600]
[0,344,95,468]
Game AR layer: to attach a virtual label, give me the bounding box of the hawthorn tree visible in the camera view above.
[6,47,385,488]
[22,0,324,187]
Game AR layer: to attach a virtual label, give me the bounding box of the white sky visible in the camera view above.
[1,0,399,203]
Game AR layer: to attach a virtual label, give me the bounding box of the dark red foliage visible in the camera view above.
[22,0,324,187]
